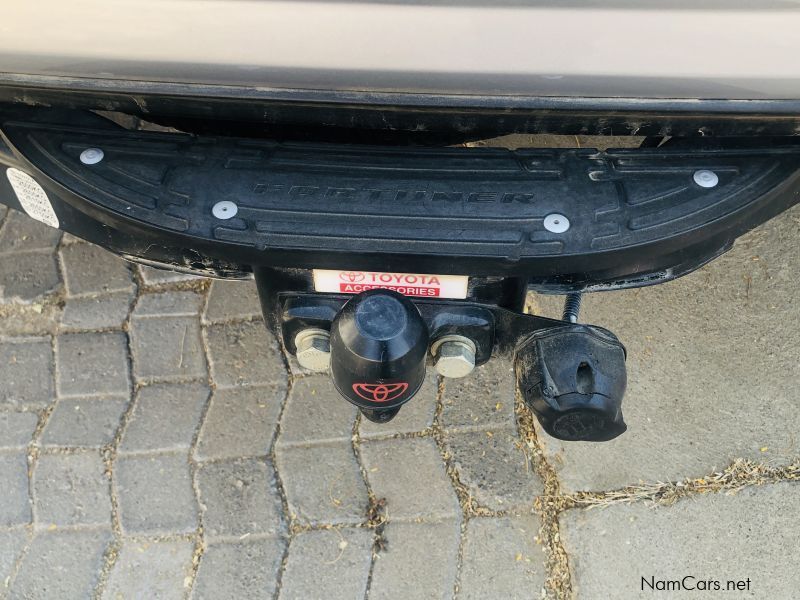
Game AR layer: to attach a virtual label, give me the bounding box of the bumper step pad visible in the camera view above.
[2,111,799,290]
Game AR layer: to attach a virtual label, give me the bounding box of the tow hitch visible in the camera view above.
[3,108,799,442]
[257,270,628,442]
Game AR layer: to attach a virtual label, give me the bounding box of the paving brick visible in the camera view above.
[32,451,111,527]
[359,371,438,439]
[204,279,262,323]
[197,458,284,541]
[276,442,368,525]
[0,411,39,448]
[129,316,207,382]
[441,359,517,431]
[139,264,203,285]
[134,291,204,317]
[59,243,133,296]
[445,428,542,512]
[457,516,545,600]
[277,376,356,446]
[533,209,800,491]
[0,210,61,253]
[205,320,287,388]
[369,519,461,600]
[361,437,459,521]
[41,397,128,448]
[103,539,195,600]
[120,383,209,453]
[195,386,285,461]
[280,528,373,600]
[0,251,60,302]
[115,453,198,534]
[192,538,285,600]
[60,292,132,331]
[56,332,130,397]
[0,337,54,409]
[9,529,111,600]
[0,529,29,590]
[562,483,800,599]
[0,452,32,526]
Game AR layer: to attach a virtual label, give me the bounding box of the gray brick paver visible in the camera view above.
[0,452,32,526]
[56,332,130,397]
[9,529,111,600]
[41,396,129,448]
[59,243,133,297]
[196,458,285,541]
[115,453,199,535]
[102,538,196,600]
[279,528,373,600]
[277,376,356,446]
[275,441,368,525]
[119,383,209,453]
[195,385,285,461]
[360,437,460,521]
[33,451,112,527]
[368,519,461,600]
[0,337,54,409]
[445,427,543,512]
[192,537,285,600]
[457,516,546,600]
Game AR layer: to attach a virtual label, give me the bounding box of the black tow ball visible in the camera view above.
[514,324,627,442]
[329,290,428,423]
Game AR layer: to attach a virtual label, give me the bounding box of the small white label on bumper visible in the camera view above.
[6,168,59,228]
[313,269,469,299]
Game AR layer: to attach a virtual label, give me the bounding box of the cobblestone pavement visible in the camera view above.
[0,203,798,599]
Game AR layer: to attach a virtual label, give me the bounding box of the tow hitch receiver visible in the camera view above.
[266,279,628,442]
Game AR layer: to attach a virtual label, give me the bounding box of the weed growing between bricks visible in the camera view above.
[565,458,800,510]
[515,395,573,600]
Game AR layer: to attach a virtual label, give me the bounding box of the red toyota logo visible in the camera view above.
[352,382,409,403]
[339,271,365,283]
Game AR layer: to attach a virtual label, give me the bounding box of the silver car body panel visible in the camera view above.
[1,1,799,100]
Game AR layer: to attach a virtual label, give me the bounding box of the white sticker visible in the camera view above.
[313,269,469,299]
[6,168,59,228]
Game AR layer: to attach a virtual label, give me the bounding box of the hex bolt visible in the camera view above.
[294,328,331,372]
[432,335,477,379]
[693,169,719,188]
[79,148,104,165]
[543,213,570,233]
[212,201,238,220]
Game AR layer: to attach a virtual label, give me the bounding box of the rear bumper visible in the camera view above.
[2,1,800,99]
[1,107,798,294]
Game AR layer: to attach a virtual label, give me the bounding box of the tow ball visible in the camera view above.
[263,284,628,442]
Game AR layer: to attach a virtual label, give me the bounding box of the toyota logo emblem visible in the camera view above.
[339,271,365,283]
[352,382,409,403]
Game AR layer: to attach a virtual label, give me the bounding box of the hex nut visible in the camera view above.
[294,329,331,372]
[433,337,476,379]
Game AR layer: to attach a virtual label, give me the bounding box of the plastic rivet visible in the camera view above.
[79,148,104,165]
[212,201,238,220]
[693,169,719,188]
[544,213,570,233]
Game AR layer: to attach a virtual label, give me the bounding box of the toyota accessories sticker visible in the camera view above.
[6,168,59,228]
[313,269,469,299]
